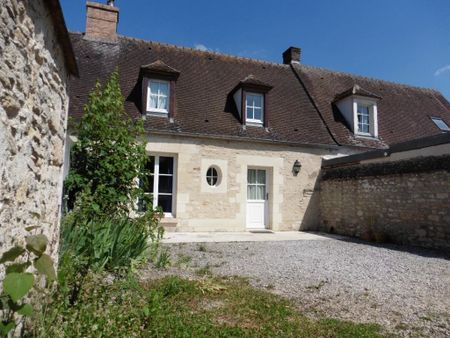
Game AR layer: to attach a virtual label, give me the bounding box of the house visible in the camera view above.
[67,1,450,233]
[0,0,78,263]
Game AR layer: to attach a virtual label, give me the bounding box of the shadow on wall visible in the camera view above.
[299,174,321,231]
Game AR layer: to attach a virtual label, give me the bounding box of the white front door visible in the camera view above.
[246,169,268,229]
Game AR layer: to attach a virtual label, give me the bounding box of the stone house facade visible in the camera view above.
[68,1,450,234]
[0,0,77,265]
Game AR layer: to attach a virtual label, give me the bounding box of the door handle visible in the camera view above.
[266,192,269,200]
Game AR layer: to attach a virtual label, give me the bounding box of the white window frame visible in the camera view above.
[245,92,264,125]
[431,117,450,132]
[147,79,170,115]
[143,154,176,217]
[353,99,378,138]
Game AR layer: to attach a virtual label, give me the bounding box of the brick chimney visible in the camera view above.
[85,1,119,41]
[282,47,301,64]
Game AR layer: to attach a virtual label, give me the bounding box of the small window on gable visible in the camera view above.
[147,79,169,115]
[246,93,264,124]
[431,117,450,132]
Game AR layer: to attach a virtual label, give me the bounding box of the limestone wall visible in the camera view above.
[319,155,450,250]
[0,0,69,264]
[145,134,343,232]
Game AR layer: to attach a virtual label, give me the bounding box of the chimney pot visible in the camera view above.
[85,1,119,41]
[282,46,301,64]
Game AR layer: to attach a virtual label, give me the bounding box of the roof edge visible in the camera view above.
[322,132,450,168]
[44,0,78,76]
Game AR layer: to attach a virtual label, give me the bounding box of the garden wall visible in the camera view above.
[319,155,450,251]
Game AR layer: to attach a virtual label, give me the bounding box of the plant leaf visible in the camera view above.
[3,273,34,302]
[25,235,48,256]
[0,321,15,335]
[5,262,31,274]
[0,246,25,263]
[34,254,56,281]
[17,303,33,316]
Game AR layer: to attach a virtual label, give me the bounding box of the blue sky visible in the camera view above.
[61,0,450,99]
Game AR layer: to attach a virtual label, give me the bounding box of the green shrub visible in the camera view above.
[61,217,153,272]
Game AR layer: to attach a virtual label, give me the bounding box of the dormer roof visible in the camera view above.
[140,60,180,79]
[334,84,382,102]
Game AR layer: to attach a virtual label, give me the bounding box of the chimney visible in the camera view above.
[282,46,301,64]
[85,1,119,41]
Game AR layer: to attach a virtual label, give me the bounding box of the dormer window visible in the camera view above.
[334,84,381,138]
[431,117,450,132]
[246,93,264,124]
[231,75,273,127]
[140,60,180,118]
[356,102,373,135]
[148,79,169,115]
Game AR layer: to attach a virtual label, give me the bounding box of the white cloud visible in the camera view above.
[194,44,210,52]
[434,65,450,76]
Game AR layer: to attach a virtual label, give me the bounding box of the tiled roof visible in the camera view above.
[68,33,336,147]
[294,64,450,147]
[68,32,450,149]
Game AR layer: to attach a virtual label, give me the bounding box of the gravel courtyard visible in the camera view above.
[147,235,450,337]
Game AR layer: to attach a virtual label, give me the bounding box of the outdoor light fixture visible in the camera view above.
[293,160,302,175]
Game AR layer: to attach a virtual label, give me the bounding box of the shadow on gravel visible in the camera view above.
[307,231,450,260]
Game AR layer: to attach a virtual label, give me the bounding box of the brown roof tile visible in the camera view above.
[294,64,450,147]
[68,33,336,147]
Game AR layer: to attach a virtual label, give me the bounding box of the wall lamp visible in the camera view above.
[293,160,302,176]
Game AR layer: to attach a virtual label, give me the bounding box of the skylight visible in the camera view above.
[431,117,450,132]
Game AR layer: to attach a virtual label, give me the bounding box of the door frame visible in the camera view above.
[246,166,270,230]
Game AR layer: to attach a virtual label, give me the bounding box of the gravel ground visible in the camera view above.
[144,237,450,337]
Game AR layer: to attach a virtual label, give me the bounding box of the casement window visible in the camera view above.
[431,117,450,132]
[245,93,264,124]
[356,103,371,134]
[141,155,175,216]
[147,80,170,115]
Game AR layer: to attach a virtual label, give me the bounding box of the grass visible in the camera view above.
[33,273,390,338]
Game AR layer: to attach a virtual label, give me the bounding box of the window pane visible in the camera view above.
[256,170,266,184]
[158,195,172,213]
[159,157,173,174]
[149,94,158,109]
[140,175,153,193]
[256,185,266,200]
[247,185,257,200]
[158,94,167,110]
[158,176,173,193]
[248,169,256,184]
[253,95,262,108]
[254,108,262,121]
[150,82,158,95]
[246,106,254,120]
[158,82,169,96]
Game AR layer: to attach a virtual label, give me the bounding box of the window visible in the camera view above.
[247,169,266,200]
[147,80,169,114]
[357,103,371,134]
[246,93,264,124]
[206,166,219,187]
[141,155,174,215]
[431,117,450,132]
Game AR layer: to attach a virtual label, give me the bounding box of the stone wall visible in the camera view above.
[319,155,450,250]
[0,0,69,266]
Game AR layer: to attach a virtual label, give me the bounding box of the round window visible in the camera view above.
[206,166,219,186]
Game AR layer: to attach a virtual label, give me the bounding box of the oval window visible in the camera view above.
[206,167,219,186]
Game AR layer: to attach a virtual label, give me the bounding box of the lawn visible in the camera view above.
[33,272,389,337]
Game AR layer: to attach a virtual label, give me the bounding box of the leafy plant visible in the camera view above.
[64,71,150,218]
[0,228,55,337]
